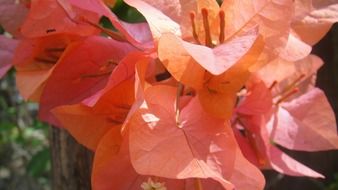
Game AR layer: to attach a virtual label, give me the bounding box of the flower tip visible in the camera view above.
[201,8,209,16]
[219,10,225,18]
[189,11,196,20]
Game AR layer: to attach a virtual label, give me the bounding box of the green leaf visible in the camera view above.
[0,122,15,132]
[112,0,145,23]
[26,148,50,177]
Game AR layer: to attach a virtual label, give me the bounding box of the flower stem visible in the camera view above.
[194,178,203,190]
[175,83,184,126]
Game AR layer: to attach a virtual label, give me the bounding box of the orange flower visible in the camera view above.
[125,0,296,118]
[13,33,82,101]
[234,55,338,178]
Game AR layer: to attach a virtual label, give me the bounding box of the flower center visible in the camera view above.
[141,177,167,190]
[270,74,305,104]
[34,47,65,65]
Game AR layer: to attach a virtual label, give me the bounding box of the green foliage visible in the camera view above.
[27,148,50,177]
[112,0,145,23]
[326,174,338,190]
[0,73,50,190]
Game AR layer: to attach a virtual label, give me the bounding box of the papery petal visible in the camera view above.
[38,36,135,125]
[158,33,205,89]
[0,35,18,78]
[257,57,296,86]
[124,0,181,41]
[230,148,265,190]
[13,34,82,101]
[294,0,313,19]
[125,0,220,40]
[92,129,186,190]
[20,0,100,37]
[0,0,28,36]
[92,129,136,190]
[262,117,324,178]
[67,0,108,14]
[63,0,154,48]
[270,88,338,151]
[160,27,259,78]
[221,0,293,62]
[198,35,264,118]
[233,129,260,167]
[236,76,273,116]
[272,54,323,98]
[119,21,153,48]
[234,86,326,179]
[189,27,259,75]
[119,56,153,135]
[128,85,236,189]
[268,145,324,178]
[292,1,338,45]
[52,104,118,151]
[279,33,312,62]
[16,69,54,101]
[82,52,143,107]
[52,77,134,150]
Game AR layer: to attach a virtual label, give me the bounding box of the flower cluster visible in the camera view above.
[0,0,338,189]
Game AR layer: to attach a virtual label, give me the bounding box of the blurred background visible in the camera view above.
[0,1,337,190]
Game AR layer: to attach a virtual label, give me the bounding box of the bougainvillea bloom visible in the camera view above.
[52,53,146,150]
[292,0,338,45]
[234,54,338,178]
[13,33,82,101]
[1,0,338,190]
[124,0,297,119]
[234,77,324,178]
[38,36,136,125]
[20,0,101,37]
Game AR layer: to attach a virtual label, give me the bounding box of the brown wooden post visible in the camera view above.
[49,127,93,190]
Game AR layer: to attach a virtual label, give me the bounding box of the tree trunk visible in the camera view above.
[49,127,93,190]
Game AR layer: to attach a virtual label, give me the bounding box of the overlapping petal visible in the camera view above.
[20,0,102,37]
[92,130,187,190]
[38,36,135,125]
[13,33,82,100]
[0,0,28,36]
[128,85,237,189]
[292,0,338,45]
[159,27,259,79]
[221,0,294,63]
[0,35,18,78]
[198,35,264,118]
[270,88,338,151]
[4,0,337,189]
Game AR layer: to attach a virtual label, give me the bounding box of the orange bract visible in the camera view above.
[20,0,102,37]
[4,1,338,189]
[52,78,135,150]
[234,76,326,178]
[38,36,135,125]
[13,33,82,101]
[127,85,242,189]
[292,0,338,45]
[198,35,264,119]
